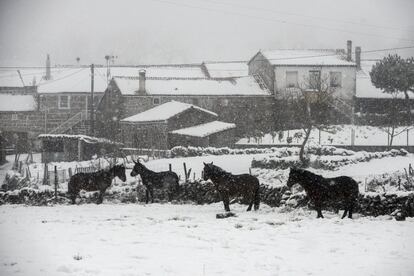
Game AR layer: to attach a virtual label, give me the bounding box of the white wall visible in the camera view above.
[273,65,356,101]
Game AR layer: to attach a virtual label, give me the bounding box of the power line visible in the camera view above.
[151,0,414,43]
[0,46,413,73]
[198,0,414,34]
[37,68,86,86]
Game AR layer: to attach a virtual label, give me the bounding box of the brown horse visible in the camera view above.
[203,162,260,212]
[68,164,126,204]
[286,167,359,219]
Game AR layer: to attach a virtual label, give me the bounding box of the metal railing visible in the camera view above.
[49,110,89,134]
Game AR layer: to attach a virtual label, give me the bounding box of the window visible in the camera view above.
[11,114,18,120]
[153,97,160,105]
[58,95,70,109]
[286,71,298,88]
[308,70,321,90]
[330,72,342,88]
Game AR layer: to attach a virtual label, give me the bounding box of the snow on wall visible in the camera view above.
[259,49,356,66]
[114,76,270,96]
[170,121,236,137]
[120,100,218,123]
[0,94,37,111]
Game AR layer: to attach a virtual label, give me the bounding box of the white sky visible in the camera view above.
[0,0,413,66]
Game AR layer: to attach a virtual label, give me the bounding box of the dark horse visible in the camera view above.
[130,159,179,203]
[203,162,260,212]
[68,164,127,204]
[286,167,359,219]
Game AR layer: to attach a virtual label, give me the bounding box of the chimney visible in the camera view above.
[355,46,361,70]
[346,40,352,61]
[45,54,51,80]
[138,69,146,94]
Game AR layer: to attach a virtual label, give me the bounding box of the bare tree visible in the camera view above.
[287,72,333,164]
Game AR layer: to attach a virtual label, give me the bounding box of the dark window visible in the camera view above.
[308,70,321,90]
[330,72,342,88]
[153,98,160,105]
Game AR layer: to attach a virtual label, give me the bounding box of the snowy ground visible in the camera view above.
[0,204,413,276]
[237,125,414,146]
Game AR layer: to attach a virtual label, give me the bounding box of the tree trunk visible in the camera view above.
[299,126,312,164]
[389,126,395,148]
[404,91,412,124]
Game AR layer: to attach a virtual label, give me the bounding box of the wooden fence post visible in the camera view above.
[43,162,48,185]
[54,165,58,202]
[68,167,73,178]
[249,168,252,175]
[169,164,172,172]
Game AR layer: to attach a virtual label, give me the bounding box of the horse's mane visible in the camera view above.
[207,164,231,176]
[297,169,324,182]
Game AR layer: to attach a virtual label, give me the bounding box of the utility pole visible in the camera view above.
[90,64,94,136]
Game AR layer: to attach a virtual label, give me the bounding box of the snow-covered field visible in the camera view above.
[1,203,413,276]
[237,125,414,146]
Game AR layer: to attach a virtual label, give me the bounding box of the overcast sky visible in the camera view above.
[0,0,413,66]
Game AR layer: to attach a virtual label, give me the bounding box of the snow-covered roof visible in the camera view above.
[114,76,270,96]
[0,65,206,93]
[170,121,236,137]
[202,61,248,78]
[120,100,218,123]
[0,94,37,112]
[255,49,356,66]
[356,62,414,99]
[38,134,121,144]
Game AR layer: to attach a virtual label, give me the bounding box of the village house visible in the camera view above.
[248,41,357,124]
[120,100,236,149]
[96,67,273,142]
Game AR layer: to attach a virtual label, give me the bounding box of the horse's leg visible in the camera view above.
[341,208,348,219]
[97,188,105,204]
[315,202,324,218]
[149,187,155,203]
[223,194,230,212]
[348,202,354,219]
[247,192,254,211]
[145,188,149,204]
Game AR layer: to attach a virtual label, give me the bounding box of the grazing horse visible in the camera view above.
[130,159,179,203]
[202,162,260,212]
[286,167,359,219]
[68,164,127,204]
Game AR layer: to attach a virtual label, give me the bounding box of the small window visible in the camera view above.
[330,72,342,88]
[286,71,298,88]
[153,98,160,105]
[309,70,321,90]
[58,95,70,109]
[11,114,18,120]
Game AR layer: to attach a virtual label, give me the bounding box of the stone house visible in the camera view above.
[96,70,273,142]
[120,100,236,149]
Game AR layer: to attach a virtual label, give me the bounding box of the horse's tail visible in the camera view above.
[253,183,260,211]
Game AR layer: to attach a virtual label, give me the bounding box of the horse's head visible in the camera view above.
[131,159,145,177]
[286,167,301,189]
[202,162,214,181]
[114,165,127,182]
